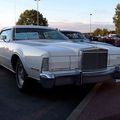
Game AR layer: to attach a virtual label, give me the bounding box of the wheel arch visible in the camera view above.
[11,54,20,71]
[11,53,28,76]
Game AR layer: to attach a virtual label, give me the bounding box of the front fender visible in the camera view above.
[13,47,49,80]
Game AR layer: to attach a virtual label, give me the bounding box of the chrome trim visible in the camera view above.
[40,72,55,79]
[40,67,115,80]
[53,69,81,77]
[81,48,108,71]
[82,67,115,77]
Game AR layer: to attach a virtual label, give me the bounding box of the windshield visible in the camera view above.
[61,31,91,42]
[62,32,85,39]
[14,28,68,40]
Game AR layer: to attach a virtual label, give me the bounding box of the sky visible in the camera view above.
[0,0,119,32]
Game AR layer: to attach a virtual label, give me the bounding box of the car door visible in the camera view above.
[0,29,13,69]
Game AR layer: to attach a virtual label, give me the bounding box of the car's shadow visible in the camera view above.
[0,65,93,101]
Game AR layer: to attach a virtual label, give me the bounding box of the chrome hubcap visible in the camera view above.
[17,64,24,87]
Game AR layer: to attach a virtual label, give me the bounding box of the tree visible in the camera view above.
[102,29,109,36]
[93,28,103,36]
[93,28,109,36]
[113,4,120,34]
[16,9,48,26]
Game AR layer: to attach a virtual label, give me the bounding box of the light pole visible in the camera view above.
[90,13,92,35]
[35,0,40,25]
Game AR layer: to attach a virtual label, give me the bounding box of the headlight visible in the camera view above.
[108,54,120,66]
[41,58,49,71]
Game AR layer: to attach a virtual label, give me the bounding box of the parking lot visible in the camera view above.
[0,66,93,120]
[67,81,120,120]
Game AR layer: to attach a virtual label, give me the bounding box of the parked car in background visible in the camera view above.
[98,34,120,47]
[61,30,112,46]
[61,30,90,43]
[112,35,120,46]
[0,26,119,92]
[108,35,120,47]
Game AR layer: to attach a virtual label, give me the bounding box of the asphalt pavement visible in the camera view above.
[67,81,120,120]
[0,66,93,120]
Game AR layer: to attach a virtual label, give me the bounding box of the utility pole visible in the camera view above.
[35,0,40,25]
[90,13,92,35]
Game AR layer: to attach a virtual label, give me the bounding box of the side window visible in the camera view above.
[0,29,12,42]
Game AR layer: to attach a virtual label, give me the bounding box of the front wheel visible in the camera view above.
[16,59,29,92]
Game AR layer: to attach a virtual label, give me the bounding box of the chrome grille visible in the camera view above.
[81,49,108,71]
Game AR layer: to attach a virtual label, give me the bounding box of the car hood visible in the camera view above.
[90,42,120,55]
[15,40,99,56]
[68,40,120,55]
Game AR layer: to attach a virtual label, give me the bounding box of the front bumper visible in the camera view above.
[40,66,120,88]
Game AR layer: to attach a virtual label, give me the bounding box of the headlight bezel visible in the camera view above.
[41,58,49,72]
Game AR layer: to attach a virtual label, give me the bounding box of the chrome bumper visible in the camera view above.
[40,66,119,88]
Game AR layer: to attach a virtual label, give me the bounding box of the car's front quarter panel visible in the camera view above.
[12,43,49,80]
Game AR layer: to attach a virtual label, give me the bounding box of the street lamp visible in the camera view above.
[34,0,40,25]
[90,13,92,35]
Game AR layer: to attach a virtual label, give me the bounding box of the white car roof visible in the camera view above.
[2,25,56,31]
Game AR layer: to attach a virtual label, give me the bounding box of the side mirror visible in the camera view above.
[0,35,7,41]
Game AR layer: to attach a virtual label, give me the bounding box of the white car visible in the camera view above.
[0,26,119,92]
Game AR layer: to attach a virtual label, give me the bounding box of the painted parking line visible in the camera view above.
[67,83,102,120]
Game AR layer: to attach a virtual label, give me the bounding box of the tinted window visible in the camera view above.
[14,28,68,40]
[62,32,85,39]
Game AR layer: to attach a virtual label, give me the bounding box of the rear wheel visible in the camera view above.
[16,59,29,92]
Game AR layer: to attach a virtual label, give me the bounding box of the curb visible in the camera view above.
[66,83,102,120]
